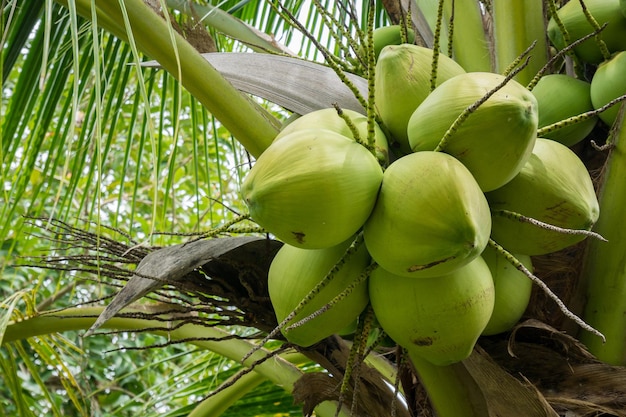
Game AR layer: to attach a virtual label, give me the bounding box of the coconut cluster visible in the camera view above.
[241,28,607,364]
[548,0,626,128]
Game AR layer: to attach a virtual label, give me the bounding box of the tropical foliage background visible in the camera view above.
[2,0,626,416]
[1,1,392,415]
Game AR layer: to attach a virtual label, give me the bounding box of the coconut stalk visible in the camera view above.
[411,0,491,72]
[578,108,626,365]
[492,0,548,86]
[442,0,492,72]
[408,350,489,417]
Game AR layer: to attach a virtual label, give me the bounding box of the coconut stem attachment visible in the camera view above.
[491,209,607,242]
[433,58,530,153]
[488,238,606,343]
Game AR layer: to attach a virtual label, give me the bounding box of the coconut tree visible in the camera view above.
[2,0,626,416]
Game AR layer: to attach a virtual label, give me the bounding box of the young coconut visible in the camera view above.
[268,238,370,347]
[275,108,389,164]
[363,151,491,278]
[532,74,597,146]
[547,0,626,65]
[369,256,495,366]
[375,44,466,154]
[486,138,600,256]
[407,72,538,192]
[481,245,533,336]
[591,51,626,127]
[371,25,416,61]
[242,129,382,249]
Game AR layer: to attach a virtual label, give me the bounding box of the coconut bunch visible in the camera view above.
[240,109,388,347]
[240,21,611,365]
[360,43,595,364]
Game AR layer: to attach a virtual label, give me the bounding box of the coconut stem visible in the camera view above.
[488,238,606,342]
[186,214,251,242]
[284,263,377,332]
[335,305,375,417]
[501,40,537,80]
[493,0,547,85]
[527,23,607,90]
[310,0,358,68]
[578,108,626,364]
[576,0,611,61]
[491,209,606,242]
[336,315,364,416]
[446,0,455,59]
[407,349,489,417]
[429,0,445,92]
[366,0,377,154]
[537,93,626,137]
[241,233,365,363]
[433,58,530,153]
[546,0,584,78]
[275,3,368,111]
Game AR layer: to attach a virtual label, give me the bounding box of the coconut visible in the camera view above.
[407,72,538,192]
[371,25,416,60]
[486,138,600,256]
[481,245,533,336]
[375,44,466,154]
[547,0,626,64]
[369,257,495,366]
[275,108,389,164]
[532,74,597,146]
[591,51,626,127]
[363,151,491,278]
[268,238,370,347]
[242,129,383,249]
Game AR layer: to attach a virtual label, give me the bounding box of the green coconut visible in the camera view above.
[486,138,600,256]
[371,25,416,60]
[275,108,389,164]
[532,74,597,146]
[407,72,538,192]
[363,151,491,278]
[369,257,495,366]
[375,44,466,154]
[548,0,626,64]
[481,245,533,336]
[242,129,383,249]
[591,51,626,127]
[268,238,370,347]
